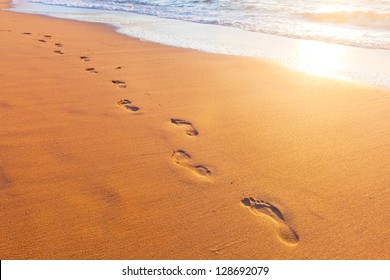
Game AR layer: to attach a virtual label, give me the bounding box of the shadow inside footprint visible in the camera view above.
[112,80,125,84]
[194,165,211,176]
[85,67,98,74]
[117,99,140,112]
[22,32,31,35]
[170,118,199,136]
[38,39,46,43]
[241,197,299,246]
[80,56,90,61]
[55,43,63,47]
[171,150,211,177]
[112,80,126,88]
[53,50,64,55]
[171,150,191,163]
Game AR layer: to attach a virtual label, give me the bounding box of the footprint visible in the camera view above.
[55,43,63,47]
[170,118,199,136]
[43,34,52,38]
[171,150,191,162]
[115,66,122,70]
[80,56,91,62]
[85,67,98,74]
[112,80,125,84]
[112,80,127,88]
[171,150,211,177]
[22,32,31,35]
[38,39,46,43]
[241,197,299,246]
[117,99,140,112]
[53,50,64,55]
[194,165,212,176]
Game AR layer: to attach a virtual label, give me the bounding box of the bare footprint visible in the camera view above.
[85,67,98,74]
[112,80,126,88]
[55,43,63,47]
[241,197,299,246]
[171,150,191,162]
[43,34,52,38]
[117,99,140,112]
[171,118,199,136]
[171,150,211,177]
[80,56,91,62]
[194,165,212,176]
[53,50,64,55]
[38,39,46,43]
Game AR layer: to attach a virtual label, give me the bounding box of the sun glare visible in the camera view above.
[295,39,347,78]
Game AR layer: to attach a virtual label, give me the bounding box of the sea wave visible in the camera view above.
[299,11,390,29]
[26,0,390,50]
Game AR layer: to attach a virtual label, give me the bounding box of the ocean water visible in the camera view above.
[25,0,390,50]
[8,0,390,87]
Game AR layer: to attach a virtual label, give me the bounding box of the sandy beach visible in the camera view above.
[1,0,389,259]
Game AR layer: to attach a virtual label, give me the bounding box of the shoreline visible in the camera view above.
[9,0,390,89]
[1,0,390,259]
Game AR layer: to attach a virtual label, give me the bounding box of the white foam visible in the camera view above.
[24,0,390,50]
[8,0,390,88]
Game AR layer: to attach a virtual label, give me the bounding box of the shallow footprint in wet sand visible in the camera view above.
[85,67,98,74]
[171,118,199,136]
[171,150,191,162]
[80,56,90,62]
[117,99,140,112]
[241,197,299,246]
[112,80,126,88]
[171,150,211,177]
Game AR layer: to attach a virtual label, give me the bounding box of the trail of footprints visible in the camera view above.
[17,29,299,246]
[168,116,299,246]
[24,32,64,54]
[19,31,140,111]
[169,117,210,177]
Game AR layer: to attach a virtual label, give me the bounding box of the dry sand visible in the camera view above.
[0,0,389,259]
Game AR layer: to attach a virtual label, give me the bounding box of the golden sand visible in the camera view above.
[0,0,389,259]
